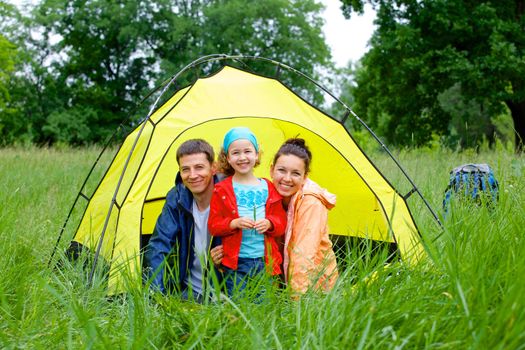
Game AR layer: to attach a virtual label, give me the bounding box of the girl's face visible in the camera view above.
[271,154,307,200]
[227,139,258,175]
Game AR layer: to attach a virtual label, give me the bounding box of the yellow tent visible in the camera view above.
[57,57,433,294]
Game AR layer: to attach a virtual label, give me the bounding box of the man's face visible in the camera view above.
[179,153,215,196]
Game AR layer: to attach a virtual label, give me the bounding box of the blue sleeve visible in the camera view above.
[145,187,180,293]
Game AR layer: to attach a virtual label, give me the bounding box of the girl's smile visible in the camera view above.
[227,139,258,176]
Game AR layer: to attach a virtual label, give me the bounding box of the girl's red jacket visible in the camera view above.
[208,176,286,275]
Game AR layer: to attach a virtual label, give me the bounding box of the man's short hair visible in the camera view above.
[176,139,215,165]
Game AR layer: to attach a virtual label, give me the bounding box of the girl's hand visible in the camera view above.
[254,219,273,233]
[210,245,224,266]
[230,217,255,230]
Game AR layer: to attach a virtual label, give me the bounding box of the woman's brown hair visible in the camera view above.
[272,138,312,174]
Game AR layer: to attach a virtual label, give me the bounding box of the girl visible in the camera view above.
[208,127,286,297]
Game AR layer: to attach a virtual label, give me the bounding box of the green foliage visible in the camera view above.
[151,0,332,103]
[341,0,525,151]
[437,83,515,148]
[1,0,332,146]
[1,146,524,348]
[0,1,63,145]
[42,107,95,145]
[0,34,17,140]
[0,34,16,105]
[0,3,20,142]
[32,0,160,143]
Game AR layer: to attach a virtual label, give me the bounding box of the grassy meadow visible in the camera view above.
[0,145,524,349]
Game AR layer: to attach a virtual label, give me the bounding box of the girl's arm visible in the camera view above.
[263,200,287,237]
[260,180,286,237]
[208,188,237,237]
[288,196,327,295]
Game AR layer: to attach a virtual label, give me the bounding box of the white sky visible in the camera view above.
[321,0,376,67]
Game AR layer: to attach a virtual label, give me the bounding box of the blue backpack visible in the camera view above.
[443,163,499,212]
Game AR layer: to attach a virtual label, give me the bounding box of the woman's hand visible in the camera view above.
[229,217,255,230]
[210,245,224,266]
[254,219,273,233]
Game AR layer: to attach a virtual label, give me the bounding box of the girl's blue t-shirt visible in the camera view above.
[233,179,268,258]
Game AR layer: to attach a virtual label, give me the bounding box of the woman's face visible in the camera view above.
[271,154,307,200]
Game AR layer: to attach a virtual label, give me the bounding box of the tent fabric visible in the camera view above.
[72,65,425,294]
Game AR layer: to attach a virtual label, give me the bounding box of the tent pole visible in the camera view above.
[346,108,443,228]
[85,56,231,286]
[197,55,444,229]
[88,111,150,286]
[48,127,120,268]
[50,73,173,270]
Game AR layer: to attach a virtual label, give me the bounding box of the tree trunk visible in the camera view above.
[506,100,525,152]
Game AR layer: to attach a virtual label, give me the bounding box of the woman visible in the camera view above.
[211,138,338,297]
[270,138,338,296]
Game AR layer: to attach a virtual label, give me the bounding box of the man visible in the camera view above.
[145,139,223,301]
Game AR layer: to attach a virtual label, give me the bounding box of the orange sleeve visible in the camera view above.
[288,196,327,295]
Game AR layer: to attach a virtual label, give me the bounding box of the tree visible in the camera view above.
[0,3,16,138]
[0,35,16,111]
[3,0,332,145]
[0,1,44,145]
[33,0,161,144]
[341,0,525,151]
[148,0,332,104]
[0,2,17,110]
[0,32,18,143]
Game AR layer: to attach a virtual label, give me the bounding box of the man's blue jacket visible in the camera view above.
[145,173,221,294]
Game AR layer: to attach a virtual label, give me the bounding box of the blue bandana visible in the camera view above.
[222,127,259,152]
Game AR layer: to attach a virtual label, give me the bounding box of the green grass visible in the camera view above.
[1,146,524,349]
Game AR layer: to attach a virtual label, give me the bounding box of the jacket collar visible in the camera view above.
[295,178,336,210]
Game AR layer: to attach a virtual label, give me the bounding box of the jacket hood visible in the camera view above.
[301,178,336,210]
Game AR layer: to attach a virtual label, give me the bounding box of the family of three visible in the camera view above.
[145,127,338,301]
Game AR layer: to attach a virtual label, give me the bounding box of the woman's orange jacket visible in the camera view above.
[283,179,338,295]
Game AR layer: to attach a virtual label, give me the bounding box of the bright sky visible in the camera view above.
[321,0,376,67]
